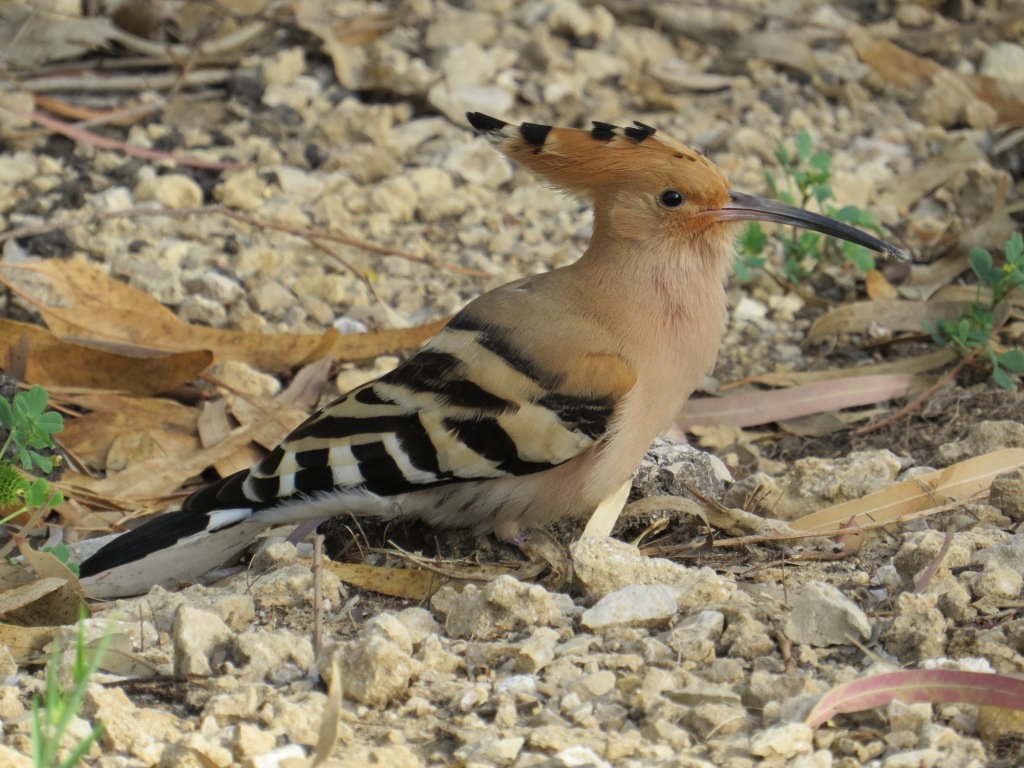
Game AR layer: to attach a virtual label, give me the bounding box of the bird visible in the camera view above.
[78,111,902,598]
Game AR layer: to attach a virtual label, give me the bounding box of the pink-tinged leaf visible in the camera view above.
[806,670,1024,728]
[676,375,927,430]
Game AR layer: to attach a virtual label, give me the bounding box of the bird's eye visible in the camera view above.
[659,190,684,208]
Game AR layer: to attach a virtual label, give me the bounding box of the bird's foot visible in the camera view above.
[508,528,573,591]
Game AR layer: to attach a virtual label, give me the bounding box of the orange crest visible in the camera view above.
[466,112,730,207]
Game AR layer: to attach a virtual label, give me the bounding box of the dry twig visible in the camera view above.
[854,349,978,436]
[0,204,488,277]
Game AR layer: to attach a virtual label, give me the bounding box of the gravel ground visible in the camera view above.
[2,1,1024,766]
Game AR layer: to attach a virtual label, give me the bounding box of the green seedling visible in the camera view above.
[0,384,64,473]
[735,130,882,284]
[930,232,1024,389]
[31,615,111,768]
[0,384,65,559]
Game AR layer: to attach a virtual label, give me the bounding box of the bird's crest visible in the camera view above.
[466,111,729,202]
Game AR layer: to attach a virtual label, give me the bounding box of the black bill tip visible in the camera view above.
[466,112,507,133]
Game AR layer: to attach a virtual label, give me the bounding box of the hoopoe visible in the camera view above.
[79,112,901,597]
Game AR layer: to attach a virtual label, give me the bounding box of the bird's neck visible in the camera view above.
[567,227,732,411]
[573,228,732,328]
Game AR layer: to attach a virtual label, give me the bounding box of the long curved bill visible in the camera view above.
[713,190,904,260]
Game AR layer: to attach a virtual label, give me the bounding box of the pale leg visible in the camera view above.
[581,477,633,539]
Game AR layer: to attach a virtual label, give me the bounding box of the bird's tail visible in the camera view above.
[78,469,264,598]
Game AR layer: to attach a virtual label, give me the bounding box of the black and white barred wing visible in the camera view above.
[194,320,636,514]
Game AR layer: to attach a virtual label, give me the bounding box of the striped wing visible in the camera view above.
[184,316,638,515]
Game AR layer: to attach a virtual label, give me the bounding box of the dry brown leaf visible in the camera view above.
[197,398,261,477]
[850,28,1024,124]
[878,137,986,213]
[199,356,332,474]
[321,561,447,600]
[931,285,1024,311]
[50,483,137,532]
[805,299,972,344]
[0,316,212,394]
[900,214,1019,301]
[56,391,200,422]
[0,577,66,616]
[728,30,818,77]
[64,412,199,472]
[69,401,309,507]
[16,540,83,588]
[900,250,970,302]
[745,348,957,388]
[776,412,849,437]
[19,260,445,370]
[865,269,898,300]
[294,0,397,90]
[278,357,334,411]
[197,399,235,449]
[4,538,86,627]
[900,254,968,303]
[326,319,448,363]
[58,394,200,472]
[230,398,308,452]
[62,361,326,507]
[306,657,344,768]
[224,393,271,428]
[790,448,1024,535]
[758,411,890,442]
[320,560,514,600]
[33,260,173,316]
[0,622,54,663]
[106,427,190,472]
[38,298,338,372]
[5,329,28,380]
[808,297,1014,344]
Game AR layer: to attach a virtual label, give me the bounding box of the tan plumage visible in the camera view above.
[79,112,901,597]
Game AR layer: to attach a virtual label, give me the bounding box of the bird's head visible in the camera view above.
[466,112,902,262]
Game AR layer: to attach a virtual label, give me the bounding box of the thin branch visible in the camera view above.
[25,94,166,130]
[313,535,324,657]
[303,237,408,326]
[640,488,987,556]
[107,20,269,60]
[12,68,235,94]
[854,348,978,436]
[384,541,503,582]
[0,204,489,278]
